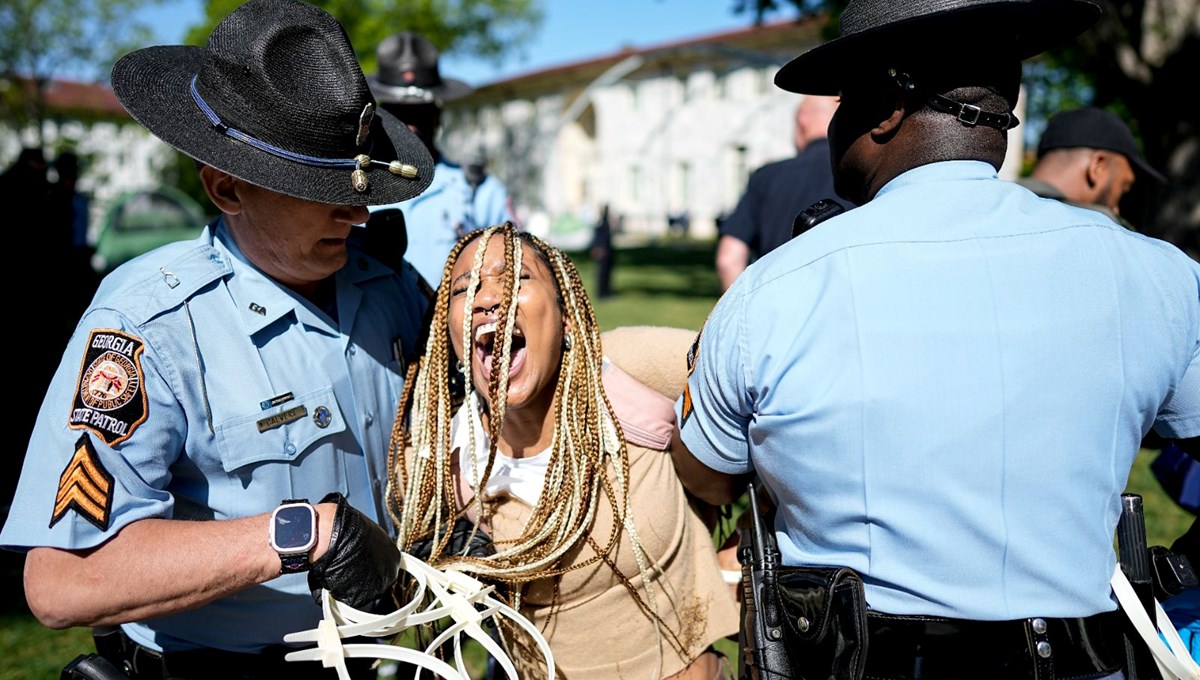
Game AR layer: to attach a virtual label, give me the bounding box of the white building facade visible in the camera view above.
[442,18,1025,242]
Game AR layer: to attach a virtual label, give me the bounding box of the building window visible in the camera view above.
[677,161,691,206]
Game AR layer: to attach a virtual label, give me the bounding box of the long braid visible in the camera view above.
[389,223,683,663]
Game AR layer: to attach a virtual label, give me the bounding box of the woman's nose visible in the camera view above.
[473,279,503,314]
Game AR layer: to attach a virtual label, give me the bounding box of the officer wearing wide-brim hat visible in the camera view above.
[366,31,515,288]
[671,0,1200,678]
[1,1,434,677]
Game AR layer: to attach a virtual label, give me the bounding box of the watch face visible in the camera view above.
[273,505,315,551]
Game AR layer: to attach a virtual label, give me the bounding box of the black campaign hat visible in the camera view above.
[1038,107,1166,183]
[775,0,1102,95]
[110,0,434,206]
[368,32,474,106]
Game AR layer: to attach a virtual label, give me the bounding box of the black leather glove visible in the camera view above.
[307,492,402,609]
[408,516,495,561]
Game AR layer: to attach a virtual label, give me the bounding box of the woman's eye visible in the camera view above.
[451,286,466,296]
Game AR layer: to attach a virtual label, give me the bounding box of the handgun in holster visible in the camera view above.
[60,653,128,680]
[1116,493,1199,680]
[738,482,796,680]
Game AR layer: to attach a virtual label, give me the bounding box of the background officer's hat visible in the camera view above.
[775,0,1102,95]
[110,0,434,206]
[369,32,475,106]
[1038,107,1166,183]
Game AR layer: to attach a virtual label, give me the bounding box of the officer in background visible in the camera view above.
[367,32,514,287]
[0,1,433,677]
[671,0,1200,677]
[715,94,854,291]
[1019,106,1166,230]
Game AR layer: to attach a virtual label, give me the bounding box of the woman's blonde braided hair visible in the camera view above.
[385,223,682,660]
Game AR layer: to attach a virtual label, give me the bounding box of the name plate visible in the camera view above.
[257,405,308,432]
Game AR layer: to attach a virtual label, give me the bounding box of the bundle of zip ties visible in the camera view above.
[283,552,554,680]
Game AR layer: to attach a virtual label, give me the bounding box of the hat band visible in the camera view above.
[189,76,420,192]
[374,83,437,104]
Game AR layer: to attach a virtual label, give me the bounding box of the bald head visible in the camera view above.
[794,95,839,151]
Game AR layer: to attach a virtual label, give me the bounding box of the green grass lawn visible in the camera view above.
[2,238,1193,678]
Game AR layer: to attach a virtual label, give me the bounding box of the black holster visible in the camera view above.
[774,565,869,680]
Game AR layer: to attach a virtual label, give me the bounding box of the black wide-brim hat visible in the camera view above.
[776,0,1102,95]
[111,0,434,206]
[368,32,474,106]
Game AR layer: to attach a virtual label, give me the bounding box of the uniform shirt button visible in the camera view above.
[284,442,296,455]
[1036,641,1052,658]
[364,411,374,427]
[348,345,357,356]
[1031,618,1047,634]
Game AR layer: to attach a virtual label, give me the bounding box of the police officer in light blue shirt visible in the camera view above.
[0,2,435,677]
[671,0,1200,677]
[366,32,514,287]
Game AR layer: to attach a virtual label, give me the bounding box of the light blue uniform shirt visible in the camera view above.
[1,220,427,652]
[370,156,512,287]
[678,161,1200,620]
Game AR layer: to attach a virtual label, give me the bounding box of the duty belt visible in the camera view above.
[862,609,1127,680]
[92,626,376,680]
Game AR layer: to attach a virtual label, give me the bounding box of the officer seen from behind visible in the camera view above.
[367,32,514,287]
[671,0,1200,677]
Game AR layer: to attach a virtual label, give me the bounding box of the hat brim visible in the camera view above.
[775,0,1102,95]
[1130,156,1167,184]
[368,75,474,105]
[111,45,434,206]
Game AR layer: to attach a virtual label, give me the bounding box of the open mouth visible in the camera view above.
[473,320,527,381]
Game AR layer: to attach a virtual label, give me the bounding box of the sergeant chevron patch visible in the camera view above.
[69,329,148,446]
[51,434,114,531]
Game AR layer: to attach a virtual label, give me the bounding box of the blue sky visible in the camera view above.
[137,0,792,87]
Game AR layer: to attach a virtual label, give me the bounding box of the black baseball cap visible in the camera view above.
[1037,107,1166,183]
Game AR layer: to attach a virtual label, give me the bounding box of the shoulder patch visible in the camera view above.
[51,434,114,531]
[69,329,149,446]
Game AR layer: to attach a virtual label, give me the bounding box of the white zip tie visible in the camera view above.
[283,552,555,680]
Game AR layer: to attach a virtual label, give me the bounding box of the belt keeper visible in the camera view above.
[1027,617,1055,680]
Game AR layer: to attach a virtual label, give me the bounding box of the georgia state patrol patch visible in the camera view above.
[69,329,148,446]
[51,434,114,531]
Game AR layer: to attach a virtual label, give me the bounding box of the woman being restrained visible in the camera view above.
[387,223,737,679]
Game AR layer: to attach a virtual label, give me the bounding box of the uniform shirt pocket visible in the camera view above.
[215,386,347,472]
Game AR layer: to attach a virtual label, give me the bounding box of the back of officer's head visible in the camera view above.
[773,0,1101,203]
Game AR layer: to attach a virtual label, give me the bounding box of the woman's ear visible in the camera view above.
[199,165,242,215]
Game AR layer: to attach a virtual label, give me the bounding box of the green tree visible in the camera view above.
[0,0,163,147]
[187,0,543,73]
[736,0,1198,249]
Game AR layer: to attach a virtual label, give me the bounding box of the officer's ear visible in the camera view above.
[199,165,243,215]
[1083,150,1111,191]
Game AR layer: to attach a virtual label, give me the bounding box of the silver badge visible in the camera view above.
[356,103,375,147]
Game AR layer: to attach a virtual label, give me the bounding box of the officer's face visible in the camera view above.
[447,234,567,415]
[828,88,885,205]
[210,169,369,293]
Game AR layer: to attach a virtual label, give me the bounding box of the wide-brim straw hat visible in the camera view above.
[776,0,1102,95]
[111,0,434,206]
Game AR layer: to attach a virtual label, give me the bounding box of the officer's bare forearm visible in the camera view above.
[669,428,751,506]
[24,507,336,629]
[715,235,750,292]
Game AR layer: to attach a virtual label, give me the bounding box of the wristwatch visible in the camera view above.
[269,499,317,574]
